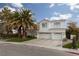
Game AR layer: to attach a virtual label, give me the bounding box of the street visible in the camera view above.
[0,43,77,56]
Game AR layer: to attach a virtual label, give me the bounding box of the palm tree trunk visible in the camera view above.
[18,25,22,38]
[18,25,26,39]
[22,30,26,39]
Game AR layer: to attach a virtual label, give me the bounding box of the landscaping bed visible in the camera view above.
[0,34,36,42]
[63,42,79,49]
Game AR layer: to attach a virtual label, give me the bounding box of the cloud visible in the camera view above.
[50,13,72,20]
[50,17,60,20]
[7,6,16,11]
[0,8,3,12]
[59,14,72,19]
[0,6,16,12]
[11,3,23,8]
[57,4,65,6]
[49,3,79,11]
[53,12,60,16]
[66,3,79,11]
[49,3,55,8]
[50,3,79,11]
[56,3,79,11]
[76,15,79,18]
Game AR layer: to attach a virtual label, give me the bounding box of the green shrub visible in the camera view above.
[0,34,18,39]
[0,34,36,42]
[6,37,26,42]
[27,35,37,39]
[63,43,72,49]
[63,41,79,49]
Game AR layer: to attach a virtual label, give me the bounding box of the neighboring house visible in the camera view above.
[37,18,67,40]
[27,29,37,37]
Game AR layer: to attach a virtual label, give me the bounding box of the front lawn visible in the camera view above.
[63,42,79,49]
[0,34,36,42]
[6,37,33,42]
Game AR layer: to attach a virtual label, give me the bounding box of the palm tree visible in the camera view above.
[0,7,13,34]
[0,7,37,39]
[10,9,36,39]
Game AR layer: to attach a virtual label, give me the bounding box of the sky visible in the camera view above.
[0,3,79,25]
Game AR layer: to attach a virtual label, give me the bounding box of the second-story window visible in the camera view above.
[42,23,47,28]
[54,22,61,28]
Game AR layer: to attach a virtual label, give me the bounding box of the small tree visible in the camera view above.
[68,21,78,49]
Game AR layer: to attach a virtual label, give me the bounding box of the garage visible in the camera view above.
[38,32,63,40]
[53,33,62,40]
[38,32,51,39]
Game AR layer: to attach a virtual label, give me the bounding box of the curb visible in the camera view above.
[66,51,79,55]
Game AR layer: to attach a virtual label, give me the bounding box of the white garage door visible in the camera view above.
[39,33,51,39]
[53,33,62,40]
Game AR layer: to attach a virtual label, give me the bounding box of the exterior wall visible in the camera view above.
[38,19,67,40]
[39,21,49,32]
[49,29,66,32]
[62,32,66,39]
[50,20,67,29]
[39,20,67,31]
[61,21,66,28]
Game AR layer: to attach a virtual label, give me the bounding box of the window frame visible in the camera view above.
[42,22,48,28]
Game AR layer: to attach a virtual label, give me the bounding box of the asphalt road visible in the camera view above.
[0,43,77,56]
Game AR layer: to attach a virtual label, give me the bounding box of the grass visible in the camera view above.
[63,43,73,49]
[7,36,36,42]
[6,37,30,42]
[63,41,79,49]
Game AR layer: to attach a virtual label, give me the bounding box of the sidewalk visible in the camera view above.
[0,40,79,55]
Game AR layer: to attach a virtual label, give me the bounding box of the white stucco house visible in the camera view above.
[37,18,67,40]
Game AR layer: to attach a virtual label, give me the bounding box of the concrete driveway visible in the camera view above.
[24,39,63,47]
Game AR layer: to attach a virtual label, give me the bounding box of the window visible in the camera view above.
[54,22,61,28]
[42,23,47,28]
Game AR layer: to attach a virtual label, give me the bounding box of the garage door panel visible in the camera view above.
[39,33,51,39]
[53,33,62,40]
[38,33,62,40]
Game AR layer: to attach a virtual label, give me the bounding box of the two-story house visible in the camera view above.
[37,18,67,40]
